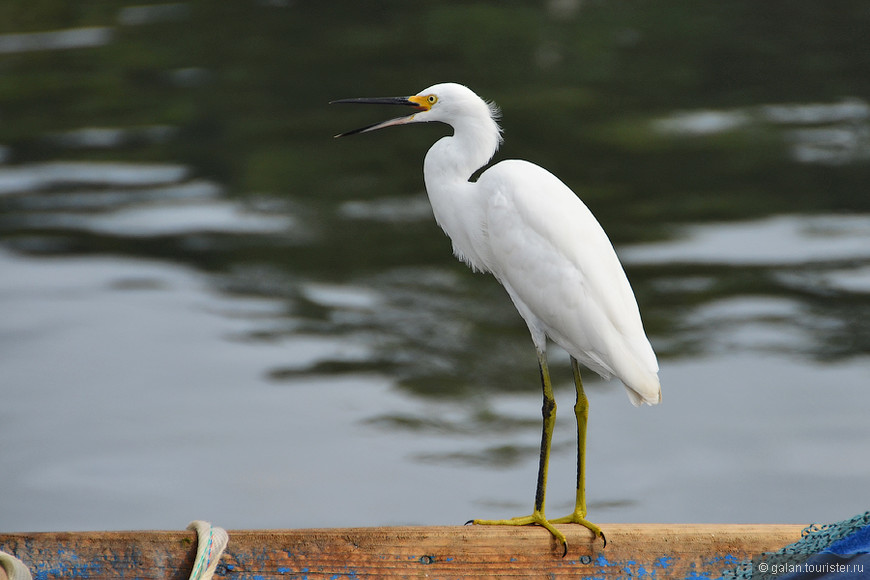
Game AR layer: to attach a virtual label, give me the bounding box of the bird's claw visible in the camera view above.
[470,512,569,557]
[549,511,606,547]
[469,510,606,556]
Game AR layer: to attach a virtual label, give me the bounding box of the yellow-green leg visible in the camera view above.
[470,349,568,555]
[550,357,606,546]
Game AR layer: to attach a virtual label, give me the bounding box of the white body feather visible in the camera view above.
[417,83,660,406]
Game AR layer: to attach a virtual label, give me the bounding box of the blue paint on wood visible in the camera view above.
[30,547,105,580]
[571,549,753,579]
[720,553,741,565]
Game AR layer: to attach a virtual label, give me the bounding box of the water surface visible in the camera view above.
[1,1,869,532]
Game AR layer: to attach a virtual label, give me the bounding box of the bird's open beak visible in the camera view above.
[330,95,430,137]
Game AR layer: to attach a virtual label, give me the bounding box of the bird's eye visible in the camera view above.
[427,95,438,105]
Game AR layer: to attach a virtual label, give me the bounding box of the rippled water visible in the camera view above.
[2,1,869,532]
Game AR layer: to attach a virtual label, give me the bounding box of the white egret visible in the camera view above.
[332,83,661,555]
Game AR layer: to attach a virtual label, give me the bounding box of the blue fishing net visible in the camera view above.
[725,510,870,579]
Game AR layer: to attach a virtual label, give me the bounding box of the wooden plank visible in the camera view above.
[0,524,804,579]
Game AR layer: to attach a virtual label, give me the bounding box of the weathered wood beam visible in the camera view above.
[0,524,804,579]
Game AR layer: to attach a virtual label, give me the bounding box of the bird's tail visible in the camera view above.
[623,373,662,407]
[625,380,662,406]
[620,360,662,407]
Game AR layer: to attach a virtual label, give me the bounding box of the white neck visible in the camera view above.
[421,116,501,272]
[423,115,501,184]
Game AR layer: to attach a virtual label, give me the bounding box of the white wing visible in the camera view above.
[477,159,660,405]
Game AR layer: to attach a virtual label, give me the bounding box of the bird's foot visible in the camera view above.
[549,510,606,547]
[469,511,568,556]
